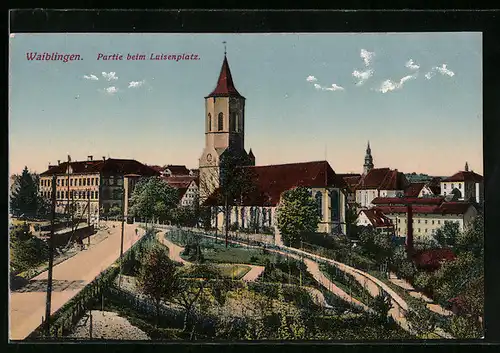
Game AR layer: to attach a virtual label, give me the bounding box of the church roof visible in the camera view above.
[204,160,347,207]
[442,171,483,183]
[206,55,245,99]
[356,168,408,190]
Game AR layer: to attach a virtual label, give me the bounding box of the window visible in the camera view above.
[418,219,420,224]
[70,178,73,186]
[459,183,462,189]
[208,113,212,131]
[95,191,99,199]
[418,228,421,233]
[91,178,94,186]
[57,179,60,186]
[425,220,428,224]
[65,191,68,199]
[438,220,441,224]
[444,183,447,189]
[57,191,60,199]
[398,218,401,223]
[268,209,272,226]
[235,113,239,132]
[451,183,455,189]
[444,192,447,196]
[87,178,91,185]
[83,178,86,186]
[79,178,82,186]
[218,112,224,131]
[425,228,428,233]
[79,191,83,199]
[96,177,99,185]
[432,220,435,225]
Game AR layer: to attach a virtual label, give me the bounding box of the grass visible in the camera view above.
[201,246,274,266]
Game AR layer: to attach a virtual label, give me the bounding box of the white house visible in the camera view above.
[355,168,409,208]
[371,196,478,240]
[440,166,484,204]
[357,208,395,236]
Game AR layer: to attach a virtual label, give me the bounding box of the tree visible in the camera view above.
[129,176,179,225]
[456,214,484,259]
[9,224,49,273]
[199,151,256,247]
[10,167,47,218]
[107,205,122,217]
[171,277,209,334]
[371,292,393,325]
[433,221,460,248]
[276,186,320,246]
[345,203,360,239]
[406,300,438,337]
[137,244,179,327]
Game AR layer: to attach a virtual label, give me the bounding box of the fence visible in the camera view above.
[26,228,156,340]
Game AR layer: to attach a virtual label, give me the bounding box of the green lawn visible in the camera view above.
[179,264,251,280]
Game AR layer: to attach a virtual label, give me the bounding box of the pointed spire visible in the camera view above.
[465,161,469,172]
[206,51,245,99]
[366,140,371,153]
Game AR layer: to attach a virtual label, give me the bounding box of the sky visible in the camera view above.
[9,33,482,176]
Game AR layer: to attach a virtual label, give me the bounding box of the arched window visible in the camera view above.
[218,112,224,131]
[315,191,323,220]
[235,207,239,226]
[234,113,239,132]
[330,189,340,221]
[268,209,272,226]
[208,113,212,131]
[262,208,267,226]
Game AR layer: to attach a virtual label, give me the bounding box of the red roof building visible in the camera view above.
[206,55,245,99]
[40,158,159,177]
[442,171,483,183]
[358,208,395,231]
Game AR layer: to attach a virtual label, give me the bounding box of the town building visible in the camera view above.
[404,178,441,198]
[161,176,199,207]
[355,167,409,208]
[337,173,361,205]
[205,161,348,234]
[199,53,348,235]
[357,208,395,236]
[440,162,484,204]
[39,156,159,220]
[370,196,478,240]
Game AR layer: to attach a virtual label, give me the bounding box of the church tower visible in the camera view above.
[363,141,374,175]
[199,50,254,201]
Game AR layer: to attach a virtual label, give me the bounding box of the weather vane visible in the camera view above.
[223,41,227,56]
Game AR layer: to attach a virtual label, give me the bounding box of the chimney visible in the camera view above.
[405,204,414,256]
[57,160,61,165]
[88,155,93,161]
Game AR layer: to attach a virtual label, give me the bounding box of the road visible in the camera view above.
[9,221,144,341]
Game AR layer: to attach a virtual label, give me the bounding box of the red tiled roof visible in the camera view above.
[443,171,483,183]
[204,160,347,207]
[405,182,426,197]
[206,56,244,99]
[359,209,394,228]
[165,165,191,176]
[339,174,362,191]
[372,196,445,206]
[356,168,408,190]
[413,249,455,269]
[40,158,160,177]
[177,187,189,200]
[439,202,475,214]
[162,176,197,189]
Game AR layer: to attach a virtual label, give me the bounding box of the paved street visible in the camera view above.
[9,221,144,341]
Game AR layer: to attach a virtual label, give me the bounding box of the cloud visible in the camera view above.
[128,80,145,88]
[425,71,436,80]
[377,73,417,93]
[435,64,455,77]
[405,59,420,70]
[425,64,455,80]
[323,83,345,91]
[313,83,345,92]
[352,69,374,85]
[102,72,118,81]
[306,75,318,83]
[104,86,118,95]
[83,74,99,81]
[360,49,375,66]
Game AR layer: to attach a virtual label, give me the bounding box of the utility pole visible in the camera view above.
[119,183,125,288]
[45,174,57,337]
[87,188,91,247]
[67,155,71,228]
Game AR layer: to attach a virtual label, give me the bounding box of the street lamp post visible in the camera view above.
[44,174,57,337]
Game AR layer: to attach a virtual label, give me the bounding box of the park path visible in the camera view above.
[167,230,372,314]
[156,232,265,282]
[9,222,144,341]
[388,273,453,317]
[303,258,372,312]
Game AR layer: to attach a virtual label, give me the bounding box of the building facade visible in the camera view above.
[440,164,484,204]
[39,156,159,220]
[370,196,478,240]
